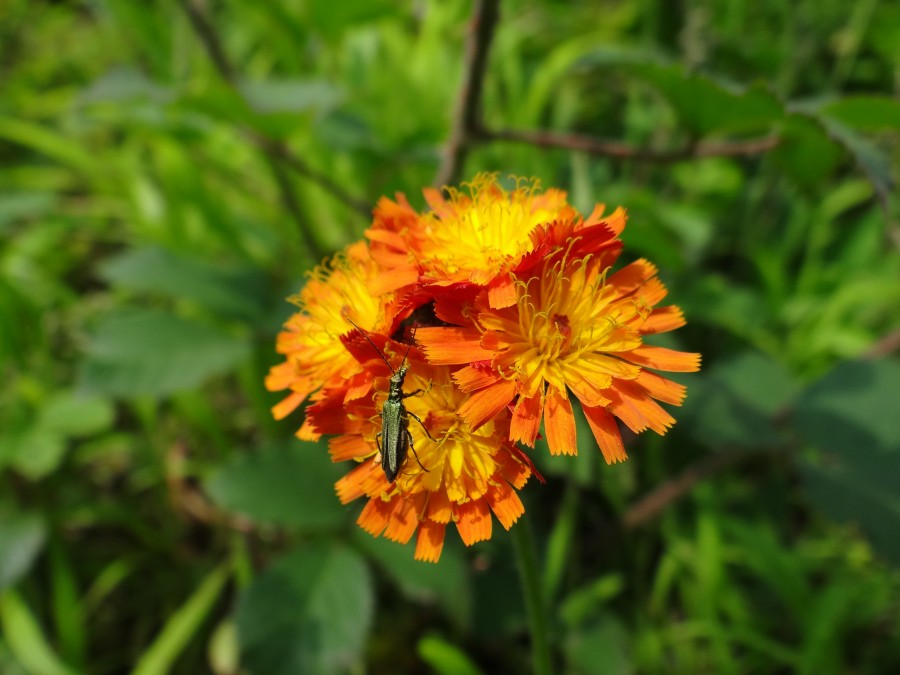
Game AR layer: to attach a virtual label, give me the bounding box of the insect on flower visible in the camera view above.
[268,173,698,562]
[345,317,434,483]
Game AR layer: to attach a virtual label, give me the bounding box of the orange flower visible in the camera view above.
[366,173,624,308]
[313,352,534,562]
[416,251,700,463]
[264,241,406,438]
[268,175,698,561]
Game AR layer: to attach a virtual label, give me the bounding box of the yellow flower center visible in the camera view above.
[482,256,645,397]
[285,242,389,378]
[417,174,570,284]
[384,365,505,503]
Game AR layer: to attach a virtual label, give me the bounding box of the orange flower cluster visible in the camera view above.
[267,174,700,562]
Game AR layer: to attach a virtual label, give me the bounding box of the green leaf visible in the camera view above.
[559,576,625,627]
[79,309,250,397]
[0,278,35,364]
[772,114,844,188]
[562,614,633,675]
[239,79,344,114]
[39,393,114,438]
[0,117,100,175]
[793,360,900,460]
[417,635,484,675]
[99,0,173,79]
[628,66,784,136]
[354,531,472,628]
[0,641,29,675]
[800,461,900,564]
[794,360,900,562]
[817,117,894,206]
[305,0,400,40]
[5,429,67,480]
[205,442,346,530]
[821,96,900,132]
[99,246,269,320]
[48,540,85,668]
[79,67,172,105]
[679,276,771,349]
[237,544,373,675]
[0,589,78,675]
[577,51,786,137]
[0,512,46,590]
[681,352,798,448]
[131,563,230,675]
[0,192,56,232]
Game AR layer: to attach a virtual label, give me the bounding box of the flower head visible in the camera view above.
[367,173,624,308]
[310,349,534,562]
[416,244,700,463]
[265,241,405,437]
[268,174,698,561]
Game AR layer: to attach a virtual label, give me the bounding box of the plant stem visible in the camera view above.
[511,521,553,675]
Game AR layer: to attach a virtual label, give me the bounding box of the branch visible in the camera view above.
[622,447,784,530]
[178,0,370,236]
[434,0,501,188]
[478,127,782,162]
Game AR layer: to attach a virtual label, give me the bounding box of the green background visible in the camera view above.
[2,0,899,673]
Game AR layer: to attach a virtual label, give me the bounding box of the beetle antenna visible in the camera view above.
[344,316,396,375]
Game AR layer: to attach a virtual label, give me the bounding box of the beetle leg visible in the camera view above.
[407,410,436,441]
[401,379,433,400]
[406,429,429,473]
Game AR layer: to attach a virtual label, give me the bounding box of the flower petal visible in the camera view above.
[370,267,419,295]
[640,306,686,334]
[416,327,493,365]
[265,361,298,391]
[582,405,627,463]
[487,274,518,309]
[456,499,492,546]
[329,434,371,462]
[510,391,543,446]
[544,386,578,455]
[452,363,501,392]
[357,497,392,537]
[384,494,425,543]
[487,481,525,530]
[607,381,675,435]
[335,462,381,504]
[415,520,446,562]
[563,365,613,408]
[425,488,453,524]
[271,390,305,420]
[500,446,534,489]
[635,370,687,406]
[457,379,517,430]
[626,346,702,372]
[608,258,657,293]
[296,417,320,442]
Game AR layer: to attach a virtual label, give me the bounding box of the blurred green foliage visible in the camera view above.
[2,0,899,673]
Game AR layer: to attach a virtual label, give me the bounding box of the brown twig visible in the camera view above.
[479,127,782,162]
[622,447,783,529]
[178,0,370,244]
[434,0,501,188]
